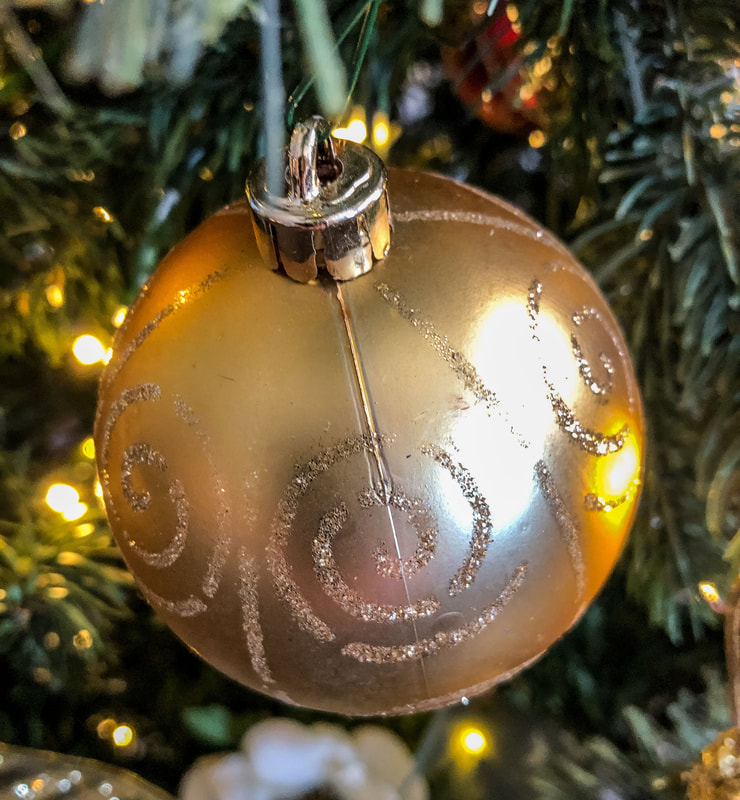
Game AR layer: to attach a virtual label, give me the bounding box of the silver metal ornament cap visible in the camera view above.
[246,116,391,282]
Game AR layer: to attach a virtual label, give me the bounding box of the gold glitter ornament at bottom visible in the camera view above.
[685,727,740,800]
[95,169,644,716]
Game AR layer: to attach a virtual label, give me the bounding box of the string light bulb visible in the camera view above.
[112,724,134,747]
[460,727,487,755]
[46,483,87,520]
[450,720,493,768]
[332,106,367,144]
[699,581,725,613]
[45,284,65,308]
[73,334,107,365]
[372,111,390,147]
[111,306,128,328]
[699,582,720,604]
[93,206,114,223]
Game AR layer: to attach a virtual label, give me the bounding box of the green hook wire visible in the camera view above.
[287,0,382,130]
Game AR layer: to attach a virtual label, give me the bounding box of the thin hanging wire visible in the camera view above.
[259,0,286,196]
[286,0,378,129]
[341,0,382,117]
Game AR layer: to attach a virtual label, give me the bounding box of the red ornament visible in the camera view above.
[443,7,542,134]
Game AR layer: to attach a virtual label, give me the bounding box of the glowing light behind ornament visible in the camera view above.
[450,720,494,766]
[73,334,108,365]
[111,306,128,328]
[112,725,134,747]
[46,483,88,521]
[372,113,390,147]
[699,582,720,605]
[461,727,487,755]
[333,107,367,143]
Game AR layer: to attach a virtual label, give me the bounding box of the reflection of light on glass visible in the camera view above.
[459,301,544,529]
[598,432,640,497]
[588,431,640,504]
[112,724,134,747]
[333,107,367,144]
[585,431,641,520]
[73,334,106,365]
[94,480,103,499]
[471,299,575,408]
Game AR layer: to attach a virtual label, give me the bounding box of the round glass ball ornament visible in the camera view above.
[95,134,644,716]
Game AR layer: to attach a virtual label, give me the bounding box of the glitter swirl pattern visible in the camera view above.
[527,278,628,456]
[533,461,585,596]
[360,488,438,581]
[266,436,390,643]
[174,397,232,599]
[238,549,274,685]
[267,434,525,664]
[342,563,528,664]
[313,503,440,623]
[392,210,570,258]
[99,382,162,488]
[98,384,237,619]
[120,440,190,569]
[422,445,493,597]
[571,334,615,398]
[585,480,641,512]
[138,584,207,617]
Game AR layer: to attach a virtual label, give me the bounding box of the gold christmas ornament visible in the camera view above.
[685,727,740,800]
[95,119,644,716]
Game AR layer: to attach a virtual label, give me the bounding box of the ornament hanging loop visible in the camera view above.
[287,116,340,202]
[247,116,391,283]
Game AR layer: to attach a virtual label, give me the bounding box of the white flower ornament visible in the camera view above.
[180,719,428,800]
